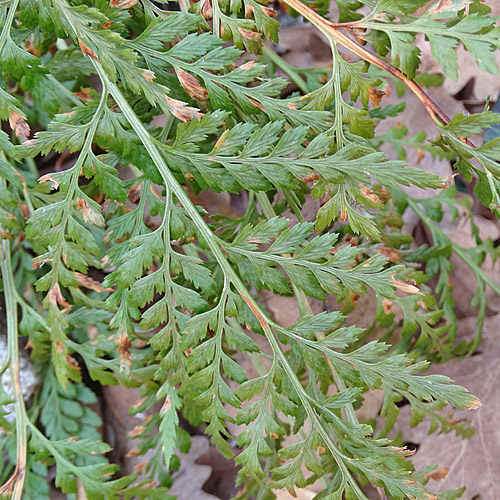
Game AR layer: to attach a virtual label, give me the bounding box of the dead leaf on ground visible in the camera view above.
[168,436,222,500]
[275,487,317,500]
[395,315,500,499]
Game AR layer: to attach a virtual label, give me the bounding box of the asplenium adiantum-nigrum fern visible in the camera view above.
[1,0,499,498]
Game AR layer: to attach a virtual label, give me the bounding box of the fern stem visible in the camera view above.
[261,46,309,94]
[0,0,19,53]
[255,191,276,219]
[0,239,29,500]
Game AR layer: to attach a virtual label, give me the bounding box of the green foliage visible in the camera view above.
[0,0,498,499]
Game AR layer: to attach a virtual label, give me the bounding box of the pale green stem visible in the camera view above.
[255,191,276,219]
[0,0,19,53]
[0,238,29,500]
[262,46,309,94]
[178,0,190,12]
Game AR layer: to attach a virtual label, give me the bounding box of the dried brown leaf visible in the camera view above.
[177,69,208,101]
[9,112,30,141]
[78,39,98,60]
[368,87,385,107]
[237,27,262,40]
[77,198,105,228]
[110,0,139,8]
[38,174,60,190]
[378,246,402,262]
[391,275,422,295]
[74,272,114,293]
[201,0,213,19]
[165,96,203,122]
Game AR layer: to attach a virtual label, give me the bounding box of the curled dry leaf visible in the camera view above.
[165,96,203,122]
[368,87,385,107]
[38,174,60,190]
[110,0,139,8]
[237,27,262,40]
[240,60,256,70]
[78,38,98,60]
[391,275,422,295]
[359,184,381,203]
[441,173,458,189]
[177,69,209,101]
[77,198,106,228]
[9,112,30,141]
[48,283,71,310]
[74,272,114,293]
[201,0,213,20]
[378,246,402,262]
[351,27,367,46]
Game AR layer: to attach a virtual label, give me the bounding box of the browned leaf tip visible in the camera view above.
[368,87,385,107]
[142,70,155,83]
[38,173,60,190]
[378,246,402,263]
[78,38,98,60]
[74,271,114,293]
[77,198,105,227]
[467,397,482,410]
[240,60,257,70]
[9,112,30,141]
[200,0,213,19]
[32,257,53,269]
[110,0,139,8]
[382,298,393,314]
[249,98,266,112]
[261,5,278,16]
[424,467,450,482]
[430,0,468,15]
[116,330,132,372]
[165,96,203,122]
[391,275,423,295]
[128,424,146,438]
[359,184,381,203]
[74,87,92,101]
[300,172,319,182]
[48,283,71,310]
[177,69,208,101]
[245,4,255,17]
[417,148,425,164]
[237,27,262,40]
